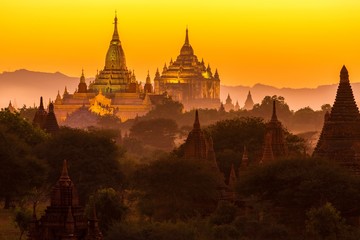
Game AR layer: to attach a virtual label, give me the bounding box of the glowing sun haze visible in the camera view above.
[2,0,360,88]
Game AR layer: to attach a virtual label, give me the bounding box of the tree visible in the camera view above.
[130,118,178,150]
[210,201,238,225]
[292,107,324,132]
[0,110,47,208]
[205,117,266,178]
[37,127,125,203]
[144,97,183,121]
[305,202,347,240]
[132,155,221,221]
[97,114,121,130]
[86,188,127,234]
[321,104,332,112]
[106,221,196,240]
[14,207,32,240]
[251,95,293,123]
[18,105,37,123]
[237,159,360,232]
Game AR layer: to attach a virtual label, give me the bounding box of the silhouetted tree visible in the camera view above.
[37,127,125,203]
[144,98,183,121]
[0,110,47,208]
[86,188,127,234]
[237,159,360,232]
[130,118,178,150]
[251,95,292,123]
[132,155,221,221]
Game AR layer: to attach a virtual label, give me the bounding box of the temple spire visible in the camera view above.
[80,69,85,83]
[146,70,151,84]
[193,110,200,129]
[185,27,189,45]
[271,100,278,122]
[111,12,120,43]
[39,96,44,110]
[340,65,349,83]
[61,160,70,180]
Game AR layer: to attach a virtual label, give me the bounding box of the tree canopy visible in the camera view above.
[132,155,222,221]
[237,159,360,231]
[37,127,125,203]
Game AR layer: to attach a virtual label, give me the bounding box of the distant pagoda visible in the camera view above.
[313,66,360,174]
[243,91,254,110]
[154,28,221,110]
[224,94,234,112]
[260,100,287,162]
[33,97,59,134]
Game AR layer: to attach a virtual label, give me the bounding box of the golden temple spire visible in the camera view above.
[146,70,151,84]
[80,69,85,83]
[185,27,189,45]
[111,12,120,43]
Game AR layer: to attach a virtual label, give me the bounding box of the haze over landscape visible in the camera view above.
[1,69,359,111]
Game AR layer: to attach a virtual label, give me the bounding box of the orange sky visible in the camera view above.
[1,0,360,88]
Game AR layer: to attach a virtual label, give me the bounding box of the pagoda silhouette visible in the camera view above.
[313,66,360,174]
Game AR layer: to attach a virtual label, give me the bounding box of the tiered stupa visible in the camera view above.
[184,110,209,161]
[260,100,287,162]
[32,97,47,129]
[33,97,59,134]
[224,94,234,112]
[313,66,360,174]
[28,160,103,240]
[43,102,60,134]
[154,28,221,110]
[88,14,134,93]
[183,111,235,201]
[243,91,254,110]
[54,14,160,123]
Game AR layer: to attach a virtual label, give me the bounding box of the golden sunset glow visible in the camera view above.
[2,0,360,88]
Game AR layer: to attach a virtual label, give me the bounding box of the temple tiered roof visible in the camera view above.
[313,66,360,174]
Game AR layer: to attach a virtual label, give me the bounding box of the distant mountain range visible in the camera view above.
[1,69,359,111]
[222,83,360,111]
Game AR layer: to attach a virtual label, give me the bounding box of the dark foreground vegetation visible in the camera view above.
[1,96,359,240]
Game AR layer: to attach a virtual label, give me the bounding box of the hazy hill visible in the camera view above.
[1,69,360,111]
[0,69,80,108]
[221,83,360,111]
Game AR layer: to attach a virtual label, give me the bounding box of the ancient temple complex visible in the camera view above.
[313,66,360,174]
[28,160,103,240]
[153,28,221,110]
[54,15,163,123]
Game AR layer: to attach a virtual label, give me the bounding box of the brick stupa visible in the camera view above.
[313,66,360,174]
